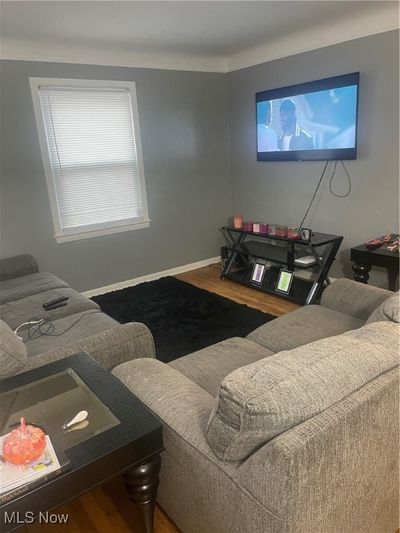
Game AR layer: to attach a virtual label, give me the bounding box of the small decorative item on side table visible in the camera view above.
[3,417,46,465]
[0,430,65,505]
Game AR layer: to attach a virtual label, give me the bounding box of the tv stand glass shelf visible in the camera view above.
[221,226,343,305]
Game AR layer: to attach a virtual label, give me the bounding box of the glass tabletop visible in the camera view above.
[0,368,120,451]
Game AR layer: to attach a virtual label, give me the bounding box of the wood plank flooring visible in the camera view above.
[22,265,297,532]
[177,263,299,316]
[24,477,179,533]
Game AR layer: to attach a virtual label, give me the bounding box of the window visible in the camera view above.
[30,78,150,243]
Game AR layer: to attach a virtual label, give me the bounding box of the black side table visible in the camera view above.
[0,353,163,533]
[350,244,399,291]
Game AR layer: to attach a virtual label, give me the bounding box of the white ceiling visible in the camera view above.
[1,1,398,72]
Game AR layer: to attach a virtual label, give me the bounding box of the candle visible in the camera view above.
[277,225,287,237]
[287,227,301,239]
[233,215,243,229]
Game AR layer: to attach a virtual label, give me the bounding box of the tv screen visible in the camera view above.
[256,72,359,161]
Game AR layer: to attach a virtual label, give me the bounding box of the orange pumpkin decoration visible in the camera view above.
[3,417,46,465]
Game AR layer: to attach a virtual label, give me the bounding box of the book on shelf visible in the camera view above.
[0,434,69,504]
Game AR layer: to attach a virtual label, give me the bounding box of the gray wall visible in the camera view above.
[1,31,398,292]
[228,30,399,288]
[0,61,231,291]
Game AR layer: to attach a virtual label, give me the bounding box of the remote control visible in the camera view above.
[43,296,69,309]
[45,301,68,310]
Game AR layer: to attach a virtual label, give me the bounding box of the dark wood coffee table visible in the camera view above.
[0,353,163,533]
[350,244,399,291]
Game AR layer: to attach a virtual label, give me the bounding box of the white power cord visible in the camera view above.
[14,319,45,340]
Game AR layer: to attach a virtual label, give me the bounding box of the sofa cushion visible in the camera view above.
[24,311,118,357]
[0,254,39,281]
[0,272,68,305]
[0,288,100,330]
[169,338,274,396]
[24,322,154,373]
[320,278,393,320]
[366,292,399,324]
[246,304,364,353]
[0,319,27,378]
[206,321,399,462]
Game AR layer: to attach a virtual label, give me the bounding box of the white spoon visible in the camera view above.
[62,410,88,431]
[64,420,89,432]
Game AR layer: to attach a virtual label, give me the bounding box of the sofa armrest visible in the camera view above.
[24,322,155,372]
[112,358,217,456]
[113,360,272,532]
[320,278,392,320]
[236,369,399,531]
[0,254,39,281]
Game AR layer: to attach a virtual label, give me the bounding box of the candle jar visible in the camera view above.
[244,221,254,232]
[253,222,260,233]
[268,224,277,236]
[287,227,301,239]
[259,223,269,234]
[233,215,243,230]
[276,225,287,237]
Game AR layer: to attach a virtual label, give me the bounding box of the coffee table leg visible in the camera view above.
[387,268,398,292]
[352,262,371,284]
[124,454,161,533]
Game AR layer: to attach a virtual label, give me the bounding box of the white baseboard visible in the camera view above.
[82,256,221,298]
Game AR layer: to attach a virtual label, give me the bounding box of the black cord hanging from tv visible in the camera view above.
[299,160,352,229]
[329,160,352,198]
[299,161,329,229]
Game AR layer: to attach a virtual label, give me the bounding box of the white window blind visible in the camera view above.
[30,79,149,242]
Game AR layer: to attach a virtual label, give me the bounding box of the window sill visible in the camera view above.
[55,220,151,244]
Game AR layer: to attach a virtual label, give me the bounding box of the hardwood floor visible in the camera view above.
[177,263,299,316]
[24,477,179,533]
[23,264,297,533]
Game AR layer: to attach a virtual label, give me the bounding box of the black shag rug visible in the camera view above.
[92,276,275,363]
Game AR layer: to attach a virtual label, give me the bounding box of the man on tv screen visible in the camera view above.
[257,100,278,152]
[278,99,314,151]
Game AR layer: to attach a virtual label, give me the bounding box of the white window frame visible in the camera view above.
[29,77,150,243]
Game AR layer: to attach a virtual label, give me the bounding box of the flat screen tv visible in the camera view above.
[256,72,359,161]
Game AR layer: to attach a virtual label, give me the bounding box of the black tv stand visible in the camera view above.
[220,227,343,305]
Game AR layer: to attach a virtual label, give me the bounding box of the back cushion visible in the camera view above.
[366,292,399,324]
[206,321,399,462]
[0,319,27,378]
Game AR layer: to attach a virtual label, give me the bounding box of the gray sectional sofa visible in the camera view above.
[113,279,400,533]
[0,254,155,378]
[1,254,398,532]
